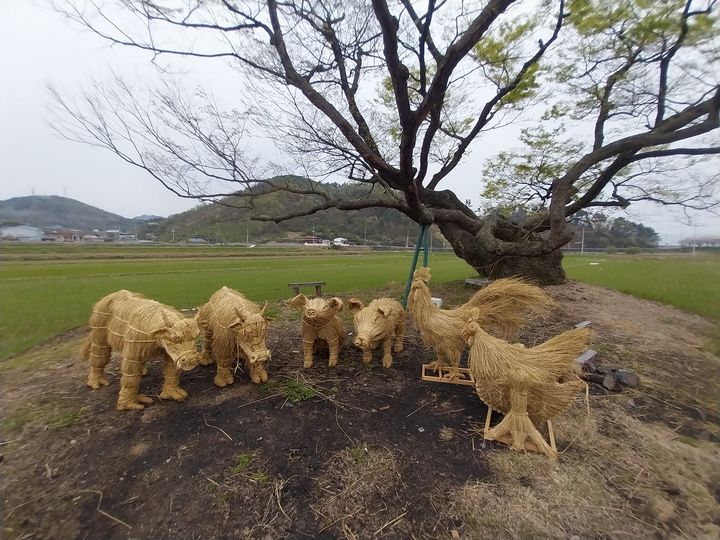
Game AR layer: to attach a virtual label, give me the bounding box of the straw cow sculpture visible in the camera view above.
[348,298,406,368]
[196,286,273,387]
[464,308,591,458]
[81,290,202,411]
[287,294,344,368]
[407,267,554,377]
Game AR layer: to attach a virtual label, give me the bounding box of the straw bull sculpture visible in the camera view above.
[81,290,202,410]
[408,267,554,378]
[196,286,273,387]
[464,308,591,458]
[348,298,406,368]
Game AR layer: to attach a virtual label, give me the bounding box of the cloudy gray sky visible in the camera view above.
[1,0,717,244]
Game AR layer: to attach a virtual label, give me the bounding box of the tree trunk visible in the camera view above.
[437,222,567,285]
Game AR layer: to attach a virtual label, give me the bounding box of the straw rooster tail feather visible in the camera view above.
[456,278,555,336]
[531,327,592,367]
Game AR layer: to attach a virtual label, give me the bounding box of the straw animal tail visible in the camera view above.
[532,327,592,360]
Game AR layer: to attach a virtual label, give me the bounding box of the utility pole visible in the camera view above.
[171,227,175,243]
[246,223,249,245]
[364,226,367,246]
[405,228,409,248]
[692,222,697,256]
[580,222,585,255]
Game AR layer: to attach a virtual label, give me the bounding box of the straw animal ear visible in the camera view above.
[287,294,308,311]
[161,310,172,328]
[328,297,343,311]
[347,298,364,313]
[468,307,481,322]
[260,300,269,314]
[376,305,390,317]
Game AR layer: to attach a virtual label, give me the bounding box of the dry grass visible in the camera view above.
[455,398,720,538]
[312,445,407,538]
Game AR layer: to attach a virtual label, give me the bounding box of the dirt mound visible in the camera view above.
[2,281,719,539]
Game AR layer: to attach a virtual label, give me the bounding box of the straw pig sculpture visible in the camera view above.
[196,286,272,387]
[81,290,202,411]
[463,308,591,458]
[287,294,344,368]
[407,267,554,377]
[348,298,406,368]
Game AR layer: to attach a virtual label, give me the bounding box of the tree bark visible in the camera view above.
[437,222,567,285]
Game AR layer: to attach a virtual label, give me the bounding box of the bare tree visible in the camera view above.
[51,0,720,283]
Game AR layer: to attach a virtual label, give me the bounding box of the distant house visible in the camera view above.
[1,225,44,241]
[43,227,81,242]
[332,237,349,246]
[188,236,207,244]
[82,234,102,242]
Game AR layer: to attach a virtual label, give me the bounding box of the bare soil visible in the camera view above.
[2,281,719,539]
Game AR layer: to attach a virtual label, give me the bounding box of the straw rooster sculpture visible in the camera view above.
[463,308,591,458]
[407,267,554,378]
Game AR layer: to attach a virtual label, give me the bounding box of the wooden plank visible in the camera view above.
[464,277,490,288]
[421,365,475,386]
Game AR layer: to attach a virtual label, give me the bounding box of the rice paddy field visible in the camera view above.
[1,244,718,360]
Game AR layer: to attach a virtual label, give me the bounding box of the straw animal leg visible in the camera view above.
[116,356,153,411]
[214,356,235,387]
[327,336,340,367]
[485,387,557,458]
[86,340,111,389]
[381,338,393,369]
[393,322,405,353]
[302,339,315,369]
[200,329,215,366]
[159,355,188,400]
[442,347,462,379]
[248,361,269,384]
[426,352,447,372]
[361,346,373,365]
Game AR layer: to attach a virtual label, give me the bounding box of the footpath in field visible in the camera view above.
[2,281,719,538]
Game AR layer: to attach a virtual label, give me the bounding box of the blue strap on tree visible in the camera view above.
[402,225,430,309]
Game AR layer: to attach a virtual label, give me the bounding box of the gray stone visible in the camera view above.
[575,349,597,367]
[574,320,593,329]
[615,369,640,388]
[602,373,618,391]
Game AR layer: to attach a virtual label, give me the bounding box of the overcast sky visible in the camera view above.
[1,0,717,244]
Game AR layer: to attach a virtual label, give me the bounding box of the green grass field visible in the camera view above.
[563,252,720,321]
[1,245,718,360]
[0,249,474,359]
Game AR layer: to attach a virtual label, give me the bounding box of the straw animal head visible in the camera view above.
[288,294,343,327]
[412,267,432,285]
[229,304,272,364]
[349,298,394,350]
[462,307,483,346]
[157,311,202,371]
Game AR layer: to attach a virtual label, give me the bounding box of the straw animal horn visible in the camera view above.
[161,310,172,328]
[260,300,268,315]
[234,306,247,324]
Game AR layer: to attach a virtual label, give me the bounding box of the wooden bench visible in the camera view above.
[288,281,326,296]
[464,277,491,288]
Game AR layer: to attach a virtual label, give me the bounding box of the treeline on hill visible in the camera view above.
[146,177,429,246]
[566,214,660,249]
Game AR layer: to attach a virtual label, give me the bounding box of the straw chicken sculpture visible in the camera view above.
[463,308,591,458]
[407,267,554,377]
[81,290,202,411]
[348,298,406,368]
[287,294,345,368]
[196,286,273,387]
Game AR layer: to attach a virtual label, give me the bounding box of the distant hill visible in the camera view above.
[0,196,133,230]
[152,177,434,246]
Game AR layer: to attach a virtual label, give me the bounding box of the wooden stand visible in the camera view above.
[482,406,558,457]
[421,364,475,386]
